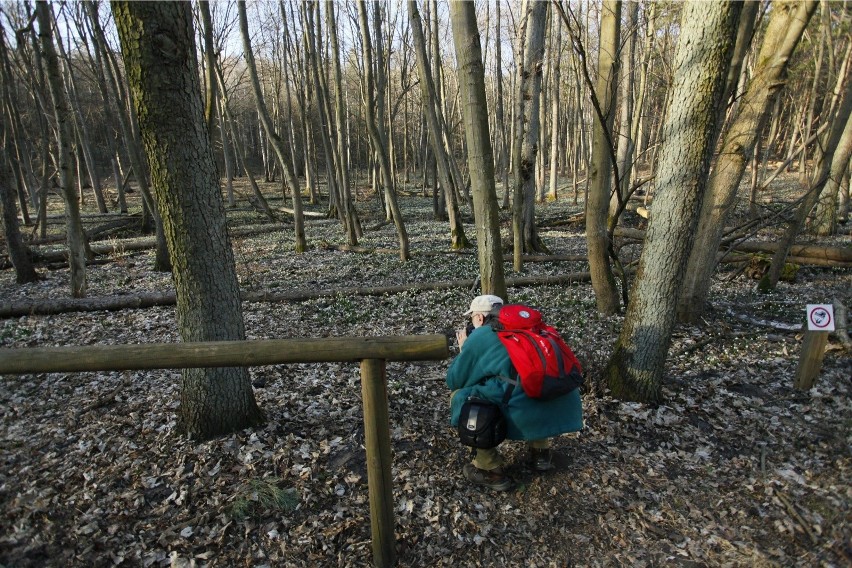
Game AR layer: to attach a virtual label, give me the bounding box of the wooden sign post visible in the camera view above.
[794,304,835,390]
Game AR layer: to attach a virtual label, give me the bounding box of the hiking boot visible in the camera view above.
[527,448,554,472]
[463,463,513,491]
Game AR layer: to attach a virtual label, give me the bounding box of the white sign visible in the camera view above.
[806,304,835,331]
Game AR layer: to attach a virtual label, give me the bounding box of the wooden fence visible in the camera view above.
[0,335,450,568]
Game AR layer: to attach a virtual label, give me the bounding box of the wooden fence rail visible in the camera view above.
[0,334,450,568]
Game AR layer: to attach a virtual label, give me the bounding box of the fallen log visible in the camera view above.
[614,226,852,263]
[0,271,595,318]
[318,243,588,263]
[720,252,852,269]
[21,223,291,265]
[728,241,852,263]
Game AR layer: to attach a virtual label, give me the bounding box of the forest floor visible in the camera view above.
[0,174,850,567]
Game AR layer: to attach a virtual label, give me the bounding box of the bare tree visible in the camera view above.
[83,1,172,272]
[449,0,507,300]
[511,0,548,272]
[357,0,409,261]
[765,63,852,288]
[583,0,621,313]
[677,0,818,323]
[36,0,88,298]
[326,1,361,244]
[112,0,263,440]
[606,0,741,403]
[408,0,469,250]
[0,144,38,283]
[238,0,307,252]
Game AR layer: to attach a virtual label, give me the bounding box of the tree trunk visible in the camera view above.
[327,1,361,243]
[511,0,549,272]
[408,0,469,250]
[357,0,409,261]
[606,1,741,403]
[546,14,562,202]
[812,46,852,235]
[677,0,818,323]
[112,0,263,440]
[585,0,621,314]
[213,64,275,222]
[56,33,108,215]
[449,0,507,300]
[238,1,307,253]
[36,1,88,298]
[611,0,638,215]
[0,149,39,283]
[84,0,171,272]
[494,0,510,210]
[0,26,35,225]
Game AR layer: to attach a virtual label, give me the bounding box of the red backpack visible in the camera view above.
[492,304,583,400]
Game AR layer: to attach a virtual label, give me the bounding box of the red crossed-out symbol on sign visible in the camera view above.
[809,307,832,329]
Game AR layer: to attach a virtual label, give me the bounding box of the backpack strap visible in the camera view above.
[516,330,549,372]
[496,374,517,405]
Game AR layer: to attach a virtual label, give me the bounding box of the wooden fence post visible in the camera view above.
[360,358,396,568]
[794,331,829,390]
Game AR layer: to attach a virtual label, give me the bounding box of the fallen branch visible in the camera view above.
[280,207,328,219]
[0,271,595,318]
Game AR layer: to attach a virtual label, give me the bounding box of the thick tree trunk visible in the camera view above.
[449,0,507,300]
[606,1,740,403]
[84,0,171,272]
[112,0,263,440]
[678,0,818,323]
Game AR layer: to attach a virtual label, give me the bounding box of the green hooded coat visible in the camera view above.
[447,325,583,440]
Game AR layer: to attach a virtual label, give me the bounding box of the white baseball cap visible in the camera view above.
[463,294,504,316]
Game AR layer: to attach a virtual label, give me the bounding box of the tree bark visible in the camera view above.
[84,0,171,272]
[606,0,740,403]
[678,0,818,323]
[112,0,263,440]
[448,0,507,300]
